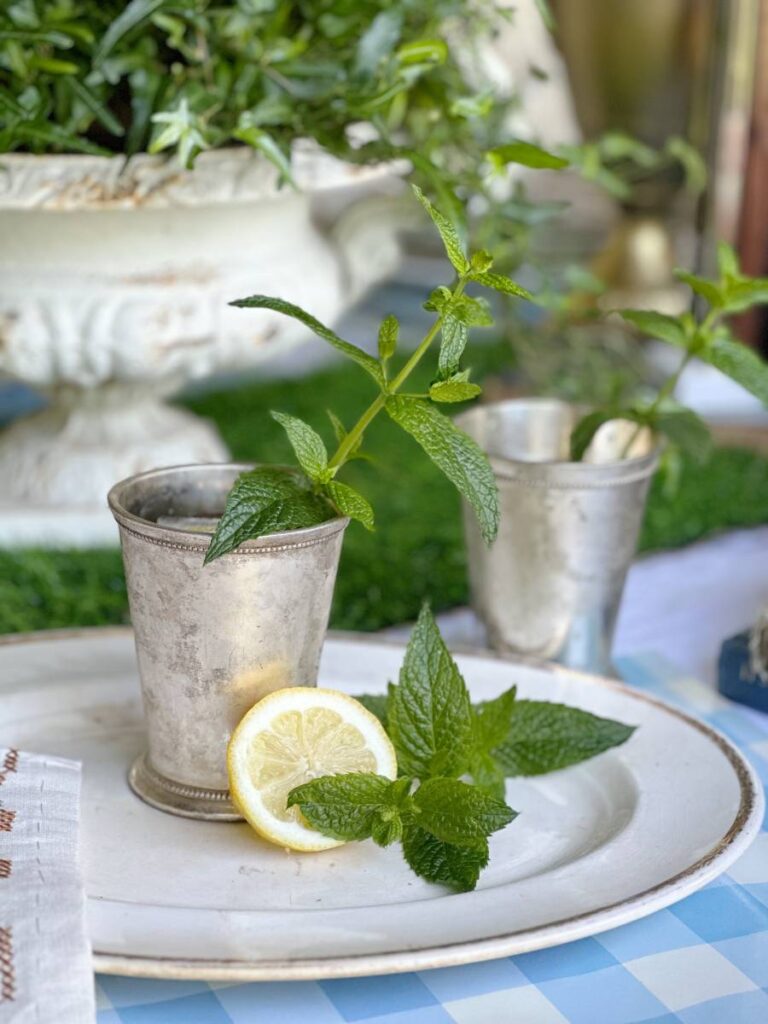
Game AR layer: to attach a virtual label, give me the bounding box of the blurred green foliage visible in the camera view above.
[2,340,768,635]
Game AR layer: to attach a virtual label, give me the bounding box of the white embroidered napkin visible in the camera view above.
[0,748,94,1024]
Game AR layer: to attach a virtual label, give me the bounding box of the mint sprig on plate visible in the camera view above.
[288,607,635,892]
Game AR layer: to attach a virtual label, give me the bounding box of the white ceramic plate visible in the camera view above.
[0,628,761,981]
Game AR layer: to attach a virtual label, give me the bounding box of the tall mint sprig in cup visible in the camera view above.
[204,186,531,563]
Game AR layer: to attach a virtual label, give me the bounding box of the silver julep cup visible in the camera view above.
[108,463,348,820]
[458,399,658,676]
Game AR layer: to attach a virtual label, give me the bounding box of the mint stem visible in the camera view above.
[327,278,467,472]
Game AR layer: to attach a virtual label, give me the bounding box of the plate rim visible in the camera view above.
[1,626,763,980]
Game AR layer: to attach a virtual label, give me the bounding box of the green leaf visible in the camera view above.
[703,334,768,405]
[665,136,707,194]
[721,278,768,314]
[396,39,448,66]
[487,141,569,171]
[470,271,532,301]
[326,480,375,530]
[472,687,518,753]
[448,295,495,327]
[402,825,489,892]
[386,396,500,544]
[569,409,618,461]
[717,241,739,278]
[231,295,384,387]
[233,122,295,186]
[387,605,473,779]
[355,9,402,75]
[377,314,399,362]
[653,402,712,464]
[203,467,335,564]
[429,376,482,403]
[467,752,507,800]
[619,309,688,348]
[412,778,516,843]
[353,692,390,728]
[493,700,636,776]
[412,185,469,274]
[65,77,124,137]
[287,773,401,842]
[270,411,328,481]
[470,250,494,274]
[94,0,169,64]
[674,270,723,309]
[437,318,468,378]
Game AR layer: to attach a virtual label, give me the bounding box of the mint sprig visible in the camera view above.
[288,607,635,892]
[204,185,533,562]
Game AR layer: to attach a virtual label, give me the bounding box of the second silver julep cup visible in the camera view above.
[108,463,348,820]
[459,399,658,676]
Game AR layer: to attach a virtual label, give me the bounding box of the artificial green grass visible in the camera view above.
[2,341,768,635]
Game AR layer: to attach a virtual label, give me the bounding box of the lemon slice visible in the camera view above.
[228,687,397,852]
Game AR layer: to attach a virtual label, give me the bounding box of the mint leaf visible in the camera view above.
[448,295,494,327]
[287,773,405,843]
[721,278,768,314]
[387,605,473,779]
[204,467,336,564]
[231,295,384,387]
[472,686,518,752]
[619,309,688,348]
[470,271,532,300]
[271,411,328,481]
[493,700,636,776]
[467,752,507,800]
[326,480,375,530]
[717,241,739,278]
[402,825,489,892]
[429,375,482,403]
[378,314,399,361]
[487,141,568,170]
[412,778,516,843]
[353,692,390,727]
[654,402,712,463]
[438,317,468,378]
[675,270,723,308]
[412,184,469,274]
[569,409,619,461]
[703,333,768,405]
[386,396,499,544]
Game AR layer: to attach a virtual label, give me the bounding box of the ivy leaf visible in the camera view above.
[377,314,399,362]
[619,309,688,348]
[387,605,474,779]
[386,396,500,544]
[702,333,768,405]
[326,480,375,530]
[493,700,636,776]
[230,295,384,387]
[429,375,482,403]
[412,184,469,274]
[204,467,336,564]
[487,140,569,171]
[271,411,328,482]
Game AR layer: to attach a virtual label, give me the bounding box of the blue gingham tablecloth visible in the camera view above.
[95,653,768,1024]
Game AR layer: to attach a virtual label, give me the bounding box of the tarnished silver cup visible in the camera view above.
[458,399,658,676]
[108,463,348,820]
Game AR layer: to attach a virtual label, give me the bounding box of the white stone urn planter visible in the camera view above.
[0,144,405,545]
